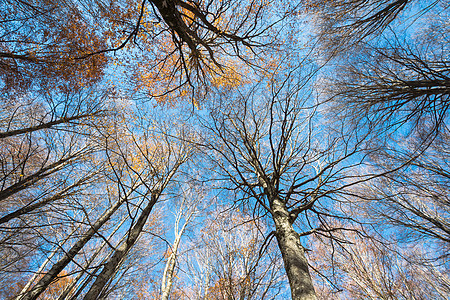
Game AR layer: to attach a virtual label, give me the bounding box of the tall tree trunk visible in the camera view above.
[160,218,190,300]
[160,192,199,300]
[56,213,131,300]
[83,193,158,300]
[20,194,127,300]
[16,244,58,300]
[16,220,86,300]
[0,154,77,202]
[161,235,180,300]
[271,197,317,300]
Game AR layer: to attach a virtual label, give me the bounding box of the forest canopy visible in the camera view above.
[0,0,449,299]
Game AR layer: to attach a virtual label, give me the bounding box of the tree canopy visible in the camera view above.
[1,0,448,299]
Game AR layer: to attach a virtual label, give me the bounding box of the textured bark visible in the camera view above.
[271,197,317,300]
[20,196,127,300]
[0,154,77,202]
[83,194,158,300]
[56,213,131,300]
[0,113,95,139]
[150,0,199,55]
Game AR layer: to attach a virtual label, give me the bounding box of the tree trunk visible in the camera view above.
[160,246,177,300]
[83,194,158,300]
[0,113,96,139]
[0,176,93,225]
[160,224,186,300]
[56,213,131,300]
[21,195,127,300]
[271,197,317,300]
[16,246,57,300]
[16,220,87,300]
[0,154,77,202]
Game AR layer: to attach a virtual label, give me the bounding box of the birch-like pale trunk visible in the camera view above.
[160,235,180,300]
[160,214,192,300]
[271,197,317,300]
[160,183,200,300]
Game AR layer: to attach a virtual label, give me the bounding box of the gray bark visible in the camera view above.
[20,194,128,300]
[271,197,317,300]
[56,212,132,300]
[83,193,158,300]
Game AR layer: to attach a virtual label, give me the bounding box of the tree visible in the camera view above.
[2,0,448,299]
[0,87,110,219]
[160,183,203,300]
[349,130,450,261]
[322,40,450,142]
[307,0,449,140]
[117,0,290,106]
[0,88,112,300]
[183,206,285,299]
[2,0,287,105]
[13,106,193,299]
[1,1,293,298]
[198,67,371,299]
[305,0,443,53]
[306,0,449,277]
[307,1,449,286]
[0,0,108,93]
[309,226,450,299]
